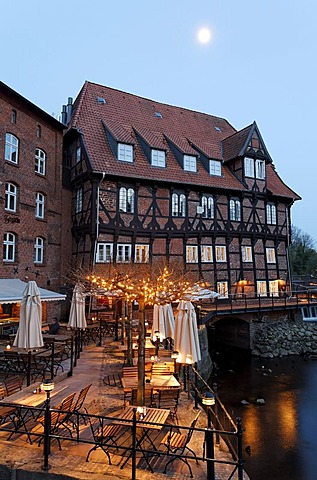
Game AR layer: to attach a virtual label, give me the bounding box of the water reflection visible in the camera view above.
[213,351,317,480]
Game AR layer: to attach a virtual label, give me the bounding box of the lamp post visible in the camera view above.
[154,330,160,357]
[42,379,54,471]
[171,350,179,379]
[202,392,216,480]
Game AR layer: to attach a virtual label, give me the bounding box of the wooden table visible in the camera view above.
[115,406,170,471]
[121,374,180,390]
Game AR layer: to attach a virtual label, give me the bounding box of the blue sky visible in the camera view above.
[2,0,317,244]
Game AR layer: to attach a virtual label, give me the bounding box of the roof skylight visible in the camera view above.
[154,112,163,118]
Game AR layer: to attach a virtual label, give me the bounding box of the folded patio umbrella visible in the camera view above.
[174,300,201,364]
[68,284,87,330]
[151,303,175,341]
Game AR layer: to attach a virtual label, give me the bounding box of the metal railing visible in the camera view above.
[0,401,245,480]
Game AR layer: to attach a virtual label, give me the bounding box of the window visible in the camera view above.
[35,192,45,219]
[75,188,83,213]
[34,237,44,264]
[116,244,132,262]
[201,196,214,219]
[36,125,41,139]
[266,248,276,263]
[76,146,81,164]
[5,182,17,212]
[135,244,149,263]
[171,193,186,217]
[186,246,198,263]
[217,281,228,298]
[241,246,252,262]
[215,246,226,262]
[5,133,19,164]
[119,187,135,213]
[184,155,197,172]
[257,280,267,296]
[3,232,16,262]
[301,306,317,321]
[35,148,46,175]
[256,159,265,179]
[266,204,277,225]
[229,199,241,221]
[96,243,113,263]
[244,157,254,177]
[209,160,222,176]
[201,245,213,263]
[118,143,133,162]
[151,149,166,167]
[11,110,17,124]
[269,280,279,297]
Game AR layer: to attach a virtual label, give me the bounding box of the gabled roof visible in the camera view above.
[67,81,299,199]
[222,122,272,162]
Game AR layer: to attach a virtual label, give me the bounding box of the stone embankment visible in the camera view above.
[252,320,317,358]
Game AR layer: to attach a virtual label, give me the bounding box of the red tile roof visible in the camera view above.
[68,81,300,200]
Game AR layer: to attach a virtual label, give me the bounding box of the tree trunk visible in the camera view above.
[137,296,145,406]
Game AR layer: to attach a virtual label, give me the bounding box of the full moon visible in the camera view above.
[197,27,212,44]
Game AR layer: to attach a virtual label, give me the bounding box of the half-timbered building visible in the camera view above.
[62,81,300,299]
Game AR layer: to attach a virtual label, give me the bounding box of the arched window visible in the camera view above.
[35,192,45,219]
[35,148,46,175]
[229,199,241,221]
[3,232,16,262]
[201,196,214,218]
[119,187,135,213]
[171,193,186,217]
[5,133,19,164]
[5,182,17,212]
[34,237,44,264]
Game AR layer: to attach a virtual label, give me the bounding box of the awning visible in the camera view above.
[0,279,66,304]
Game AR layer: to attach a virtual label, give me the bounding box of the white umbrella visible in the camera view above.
[13,280,44,348]
[174,300,201,364]
[151,303,175,342]
[68,284,87,329]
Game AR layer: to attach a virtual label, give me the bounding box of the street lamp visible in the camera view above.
[42,379,54,471]
[202,392,215,480]
[154,330,160,356]
[171,350,179,378]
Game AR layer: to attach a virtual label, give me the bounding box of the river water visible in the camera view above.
[212,348,317,480]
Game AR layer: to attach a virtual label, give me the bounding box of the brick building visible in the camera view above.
[62,81,300,299]
[0,82,66,320]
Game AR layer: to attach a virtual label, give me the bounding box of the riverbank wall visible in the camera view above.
[251,316,317,358]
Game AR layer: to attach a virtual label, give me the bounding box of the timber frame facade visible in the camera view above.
[62,81,300,299]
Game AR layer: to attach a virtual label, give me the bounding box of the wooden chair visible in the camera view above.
[161,410,201,478]
[155,387,180,420]
[86,404,127,464]
[131,388,155,407]
[122,366,138,378]
[69,384,92,438]
[152,362,174,375]
[4,376,22,396]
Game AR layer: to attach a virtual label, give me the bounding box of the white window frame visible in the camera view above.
[35,148,46,175]
[76,146,81,164]
[201,245,213,263]
[35,192,45,219]
[151,149,166,167]
[201,196,214,219]
[184,155,197,172]
[135,244,149,263]
[119,187,135,213]
[255,159,265,179]
[116,244,132,263]
[5,133,19,164]
[266,247,276,264]
[266,204,277,225]
[209,160,222,176]
[229,199,241,221]
[3,232,16,262]
[118,143,133,162]
[5,182,17,212]
[215,246,226,262]
[34,237,44,264]
[217,281,228,298]
[241,246,252,262]
[186,245,198,263]
[244,157,254,177]
[301,306,317,321]
[257,280,267,297]
[75,188,83,213]
[96,243,113,263]
[269,280,279,297]
[172,193,186,217]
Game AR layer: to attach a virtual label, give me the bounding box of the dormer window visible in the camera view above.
[118,143,133,162]
[255,159,265,179]
[209,160,222,176]
[184,155,196,172]
[151,149,166,167]
[244,157,266,179]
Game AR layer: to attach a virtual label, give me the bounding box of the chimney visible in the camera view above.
[61,105,67,124]
[66,97,73,124]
